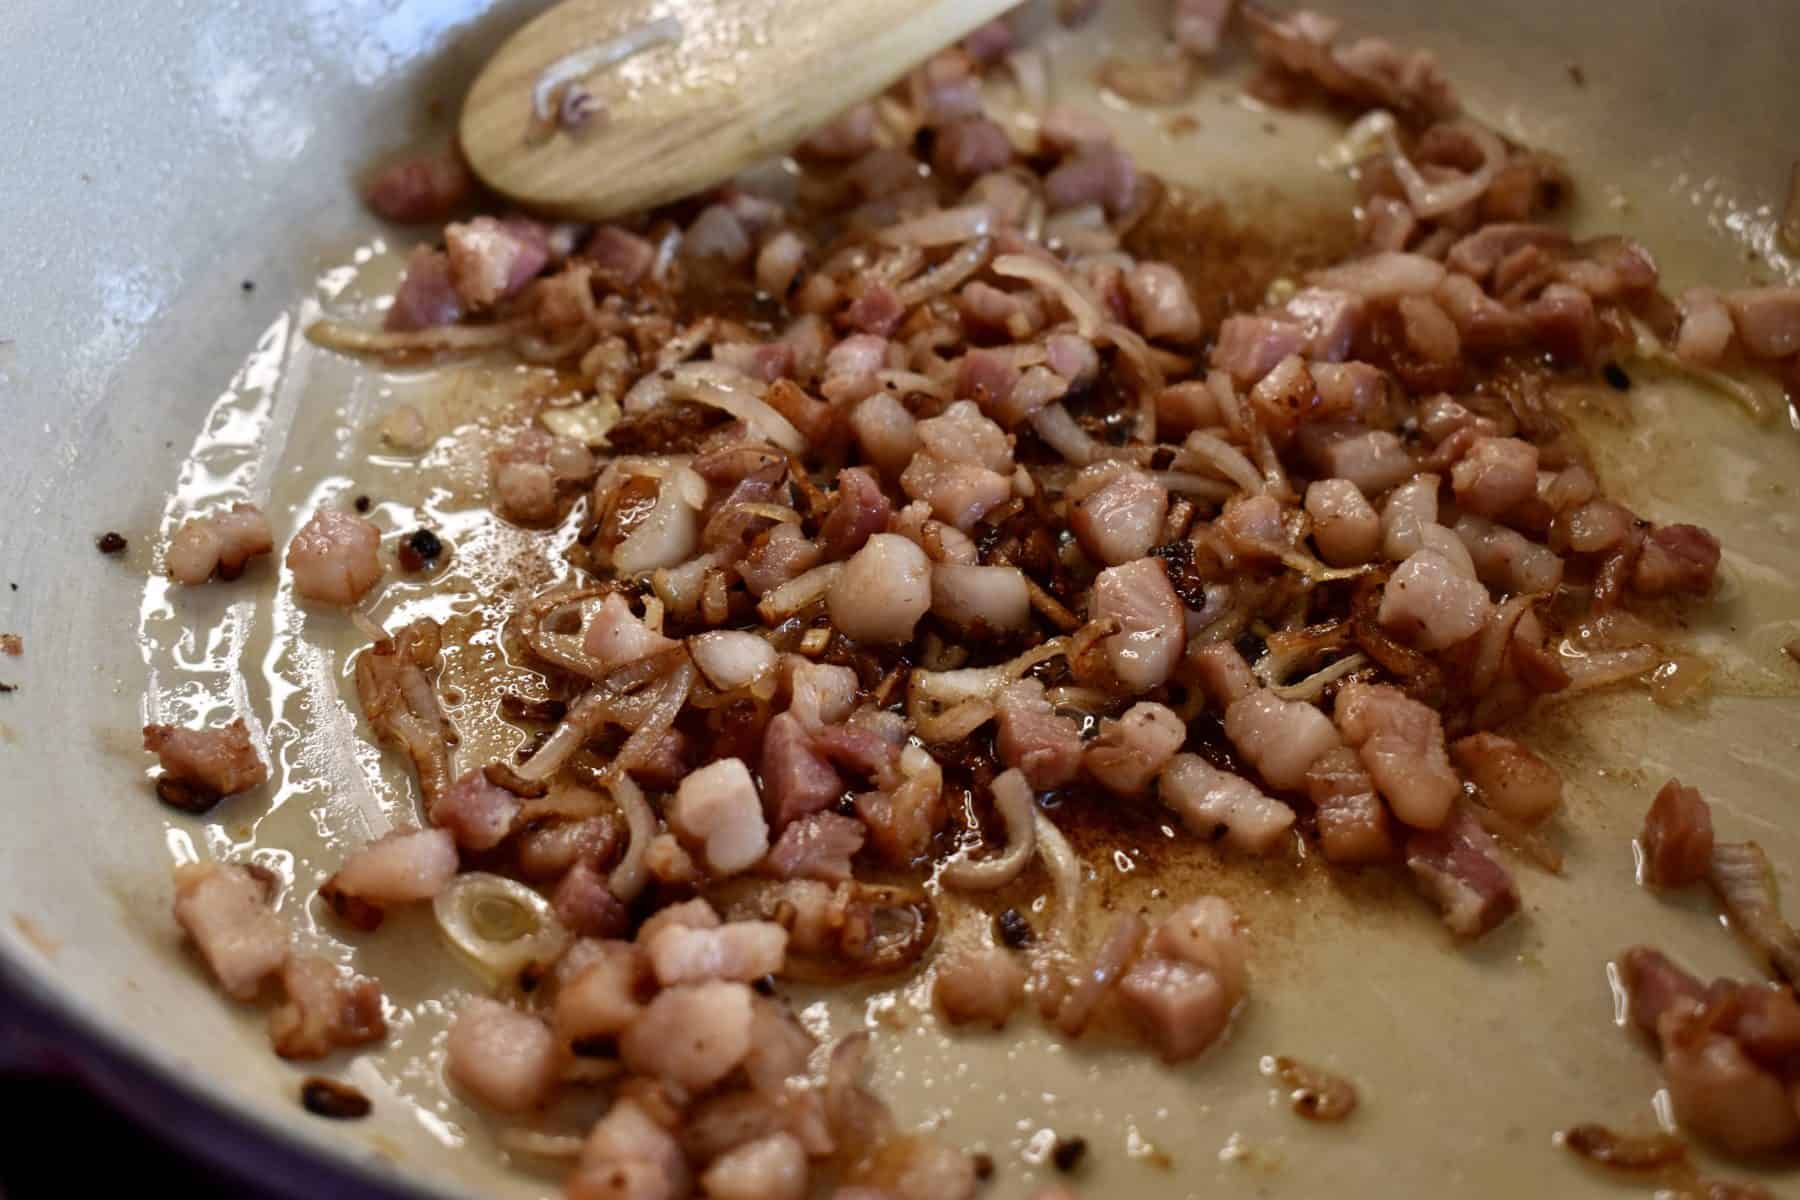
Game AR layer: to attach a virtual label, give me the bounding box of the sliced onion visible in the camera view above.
[651,550,725,617]
[1269,652,1371,702]
[1559,1124,1688,1171]
[907,637,1071,729]
[614,471,702,575]
[1383,119,1504,218]
[1470,595,1536,696]
[307,318,525,358]
[1320,108,1398,170]
[530,16,683,122]
[1709,841,1800,984]
[1146,471,1234,502]
[824,1033,894,1153]
[994,254,1104,337]
[653,364,807,454]
[1178,432,1266,495]
[874,369,951,400]
[498,1129,587,1159]
[1051,911,1145,1036]
[878,205,996,248]
[1005,47,1050,114]
[1034,808,1081,939]
[598,660,695,788]
[942,769,1037,890]
[518,586,618,680]
[1557,643,1659,692]
[913,698,998,743]
[607,775,656,902]
[1030,402,1103,465]
[433,872,571,987]
[895,237,994,307]
[756,562,844,623]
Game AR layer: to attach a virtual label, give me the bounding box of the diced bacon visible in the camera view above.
[1396,294,1461,366]
[713,341,795,384]
[1379,472,1440,561]
[788,660,859,731]
[575,1099,690,1200]
[1405,807,1520,938]
[620,981,756,1091]
[516,814,621,883]
[738,525,823,599]
[581,225,656,291]
[849,392,920,478]
[1639,778,1714,889]
[1305,747,1398,864]
[447,996,559,1113]
[286,508,383,606]
[685,204,752,265]
[385,246,465,331]
[818,467,893,561]
[1725,287,1800,359]
[1658,1005,1800,1155]
[1312,252,1445,301]
[1520,282,1597,364]
[756,231,810,298]
[268,955,386,1060]
[1444,224,1571,282]
[766,811,866,882]
[846,284,905,336]
[1305,478,1380,566]
[958,285,1034,342]
[1126,262,1202,343]
[701,1133,809,1200]
[1631,524,1720,596]
[1223,691,1343,791]
[1172,0,1236,54]
[1449,732,1562,825]
[1284,288,1367,362]
[1156,380,1224,435]
[365,149,471,223]
[760,713,844,830]
[1044,144,1139,216]
[1432,273,1525,352]
[172,862,289,1001]
[847,147,927,201]
[855,745,947,864]
[1189,641,1255,709]
[432,767,522,851]
[1379,548,1494,651]
[1159,754,1295,854]
[1085,702,1186,795]
[916,401,1013,473]
[1617,946,1706,1038]
[553,861,631,939]
[647,920,788,986]
[325,827,459,910]
[798,103,878,161]
[1070,466,1169,566]
[899,453,1012,530]
[582,593,676,671]
[1117,956,1231,1063]
[1334,681,1459,830]
[445,217,550,309]
[166,503,275,585]
[995,679,1085,789]
[1453,514,1564,595]
[1090,557,1185,693]
[933,117,1013,179]
[930,563,1031,633]
[826,533,932,644]
[670,758,770,876]
[552,944,647,1048]
[1038,104,1113,154]
[962,17,1016,63]
[934,945,1027,1028]
[689,631,779,694]
[1299,426,1416,496]
[1450,436,1538,518]
[913,50,984,126]
[1211,315,1305,383]
[143,719,267,799]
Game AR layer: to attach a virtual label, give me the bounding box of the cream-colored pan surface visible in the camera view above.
[1,1,1796,1197]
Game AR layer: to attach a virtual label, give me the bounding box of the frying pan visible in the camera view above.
[2,1,1797,1197]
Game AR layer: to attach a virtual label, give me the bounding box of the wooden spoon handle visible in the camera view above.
[461,0,1018,221]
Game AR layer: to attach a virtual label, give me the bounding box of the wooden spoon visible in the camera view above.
[461,0,1018,220]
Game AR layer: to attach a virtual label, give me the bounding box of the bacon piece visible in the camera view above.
[269,955,387,1060]
[143,719,267,801]
[671,758,770,876]
[1453,514,1564,596]
[1404,808,1520,938]
[1450,733,1562,825]
[286,509,383,606]
[620,981,756,1091]
[1044,144,1139,215]
[765,811,865,882]
[172,862,289,1001]
[445,216,550,309]
[555,941,652,1043]
[1305,478,1380,566]
[385,246,464,331]
[1305,747,1398,864]
[1090,557,1185,693]
[1379,548,1493,652]
[1085,702,1186,796]
[1631,524,1720,596]
[933,117,1013,179]
[1450,437,1538,519]
[760,713,844,831]
[647,920,788,986]
[1126,262,1202,343]
[553,861,631,939]
[583,593,676,671]
[432,767,521,852]
[574,1099,691,1200]
[1725,286,1800,360]
[818,467,893,561]
[324,827,459,918]
[581,225,656,291]
[447,996,559,1113]
[1172,0,1236,54]
[1117,956,1231,1063]
[826,533,932,644]
[701,1133,809,1200]
[995,679,1084,789]
[365,149,471,223]
[1159,754,1295,854]
[1640,778,1714,890]
[900,453,1012,531]
[1658,1004,1800,1155]
[798,104,878,161]
[1334,681,1459,830]
[1212,315,1305,383]
[930,563,1030,634]
[166,503,275,584]
[934,945,1027,1028]
[1070,465,1169,567]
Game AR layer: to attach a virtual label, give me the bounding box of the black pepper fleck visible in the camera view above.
[397,527,445,572]
[1051,1136,1088,1173]
[241,279,256,293]
[972,1152,995,1181]
[1566,63,1586,87]
[752,974,777,996]
[353,494,372,514]
[95,531,128,556]
[0,682,14,695]
[996,907,1035,949]
[300,1077,371,1120]
[1602,362,1631,391]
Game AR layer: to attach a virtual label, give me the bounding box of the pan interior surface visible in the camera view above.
[0,1,1797,1197]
